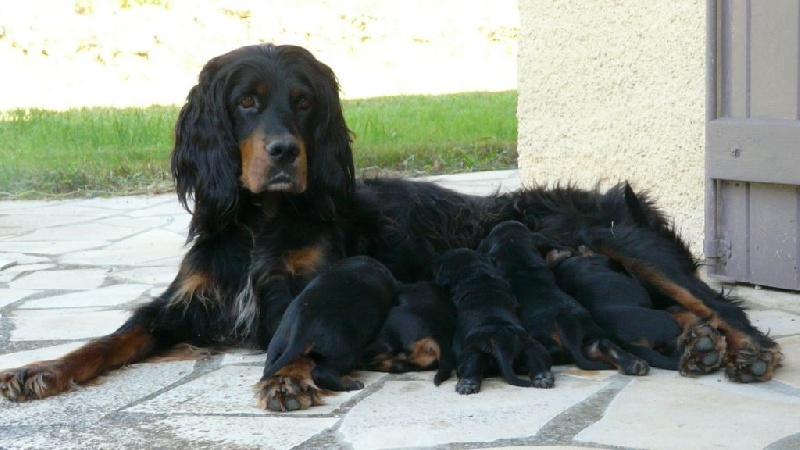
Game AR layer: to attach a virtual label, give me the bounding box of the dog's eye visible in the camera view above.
[296,97,312,111]
[239,95,257,109]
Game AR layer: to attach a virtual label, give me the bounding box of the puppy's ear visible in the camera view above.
[171,58,240,236]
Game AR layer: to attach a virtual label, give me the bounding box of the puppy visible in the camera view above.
[361,282,457,385]
[549,248,682,370]
[478,221,649,376]
[434,248,554,395]
[258,256,397,410]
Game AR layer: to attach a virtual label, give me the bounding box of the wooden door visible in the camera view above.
[705,0,800,290]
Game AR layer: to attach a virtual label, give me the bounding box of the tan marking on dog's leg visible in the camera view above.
[1,324,155,402]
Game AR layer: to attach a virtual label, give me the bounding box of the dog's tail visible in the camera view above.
[489,328,533,387]
[261,340,312,381]
[554,314,615,371]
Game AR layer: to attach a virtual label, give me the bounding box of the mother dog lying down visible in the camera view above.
[0,44,782,411]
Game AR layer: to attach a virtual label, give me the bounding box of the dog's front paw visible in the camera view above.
[1,362,67,402]
[255,357,324,412]
[724,338,783,383]
[678,319,725,376]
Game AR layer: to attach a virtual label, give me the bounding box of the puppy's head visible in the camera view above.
[432,248,484,290]
[479,220,546,270]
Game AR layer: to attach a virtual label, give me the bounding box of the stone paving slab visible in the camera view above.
[9,268,108,290]
[10,307,130,341]
[0,170,799,450]
[574,374,800,450]
[19,284,151,309]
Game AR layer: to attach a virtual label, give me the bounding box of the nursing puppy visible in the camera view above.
[549,248,682,370]
[434,248,554,395]
[257,256,397,411]
[478,221,649,375]
[362,282,457,385]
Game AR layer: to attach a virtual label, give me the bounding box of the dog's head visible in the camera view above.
[478,221,542,268]
[172,44,354,234]
[433,248,485,291]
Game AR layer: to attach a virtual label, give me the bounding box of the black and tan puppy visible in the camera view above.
[549,248,682,370]
[361,282,457,385]
[434,248,554,395]
[478,221,649,376]
[257,256,397,411]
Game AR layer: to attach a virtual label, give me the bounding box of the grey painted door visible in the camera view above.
[705,0,800,290]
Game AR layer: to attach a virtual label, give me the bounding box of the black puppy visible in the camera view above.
[434,248,554,395]
[258,256,397,411]
[361,282,457,385]
[549,248,682,370]
[478,221,649,376]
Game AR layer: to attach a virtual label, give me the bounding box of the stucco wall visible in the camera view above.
[517,0,706,255]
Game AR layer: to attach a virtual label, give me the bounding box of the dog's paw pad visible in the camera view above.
[533,371,555,389]
[255,375,322,412]
[724,342,783,383]
[679,321,726,376]
[626,359,650,376]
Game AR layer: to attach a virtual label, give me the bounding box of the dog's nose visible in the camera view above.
[267,140,299,164]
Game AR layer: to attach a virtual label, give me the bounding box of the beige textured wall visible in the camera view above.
[517,0,706,255]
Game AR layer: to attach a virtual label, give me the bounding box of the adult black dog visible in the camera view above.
[1,44,356,409]
[478,221,649,375]
[434,248,554,393]
[258,256,396,411]
[0,44,781,409]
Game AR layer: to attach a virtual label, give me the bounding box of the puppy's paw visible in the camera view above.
[678,320,725,376]
[1,362,67,402]
[622,358,650,376]
[455,377,482,395]
[724,338,783,383]
[340,375,365,391]
[532,371,555,389]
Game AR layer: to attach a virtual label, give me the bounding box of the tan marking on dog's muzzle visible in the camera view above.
[240,131,307,194]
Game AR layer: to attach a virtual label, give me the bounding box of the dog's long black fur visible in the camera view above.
[434,248,554,394]
[0,43,782,407]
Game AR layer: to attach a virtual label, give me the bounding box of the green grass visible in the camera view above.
[0,91,516,199]
[347,91,517,176]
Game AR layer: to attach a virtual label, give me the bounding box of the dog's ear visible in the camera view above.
[171,57,240,237]
[295,47,355,216]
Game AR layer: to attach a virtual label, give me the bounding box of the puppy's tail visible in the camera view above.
[261,340,311,381]
[554,315,615,371]
[491,328,533,387]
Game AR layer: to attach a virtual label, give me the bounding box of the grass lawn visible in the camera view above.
[0,91,517,199]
